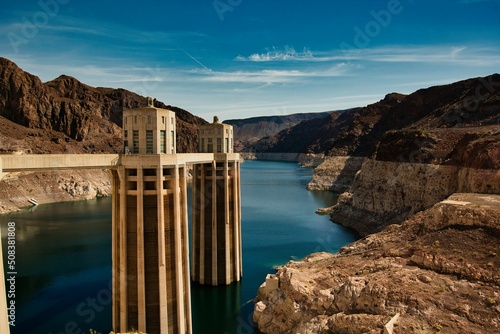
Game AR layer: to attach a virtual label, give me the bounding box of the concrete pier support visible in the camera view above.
[112,155,192,334]
[191,154,242,285]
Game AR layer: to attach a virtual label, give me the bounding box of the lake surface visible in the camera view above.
[1,160,358,334]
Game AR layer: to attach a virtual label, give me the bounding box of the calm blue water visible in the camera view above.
[1,160,358,334]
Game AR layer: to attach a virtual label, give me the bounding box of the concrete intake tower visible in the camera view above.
[191,116,242,285]
[0,98,242,334]
[111,101,242,333]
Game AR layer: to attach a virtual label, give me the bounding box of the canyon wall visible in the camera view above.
[329,127,500,236]
[252,74,499,158]
[0,57,206,154]
[306,156,367,192]
[330,160,499,236]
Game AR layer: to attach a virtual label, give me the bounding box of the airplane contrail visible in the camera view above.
[181,49,212,72]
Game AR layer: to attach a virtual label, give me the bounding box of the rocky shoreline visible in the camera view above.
[0,170,112,214]
[253,127,500,333]
[240,152,326,167]
[253,193,500,334]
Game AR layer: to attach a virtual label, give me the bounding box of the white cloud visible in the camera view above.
[201,70,304,83]
[237,45,500,67]
[337,45,500,67]
[236,46,344,62]
[191,63,352,84]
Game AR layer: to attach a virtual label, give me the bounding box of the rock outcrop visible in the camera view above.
[0,170,112,214]
[307,156,367,192]
[254,193,500,334]
[330,127,500,236]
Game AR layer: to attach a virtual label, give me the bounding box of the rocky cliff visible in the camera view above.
[252,75,500,333]
[0,57,207,213]
[298,74,500,235]
[330,127,500,236]
[306,156,367,192]
[254,193,500,334]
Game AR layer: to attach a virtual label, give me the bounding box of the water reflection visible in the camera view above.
[191,281,242,334]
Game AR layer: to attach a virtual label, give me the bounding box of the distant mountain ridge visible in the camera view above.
[251,75,500,157]
[224,112,332,151]
[0,57,206,154]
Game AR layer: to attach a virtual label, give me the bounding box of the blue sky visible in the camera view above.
[1,0,499,121]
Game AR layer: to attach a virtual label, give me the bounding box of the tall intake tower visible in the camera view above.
[112,98,191,334]
[191,116,242,285]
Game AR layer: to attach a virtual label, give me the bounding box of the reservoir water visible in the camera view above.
[1,160,358,334]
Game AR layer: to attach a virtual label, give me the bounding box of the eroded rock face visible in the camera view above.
[330,129,500,236]
[254,194,500,334]
[307,156,367,192]
[0,170,112,214]
[331,160,460,235]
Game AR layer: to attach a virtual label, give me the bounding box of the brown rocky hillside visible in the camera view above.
[224,112,332,152]
[0,57,206,154]
[0,57,207,213]
[252,74,499,157]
